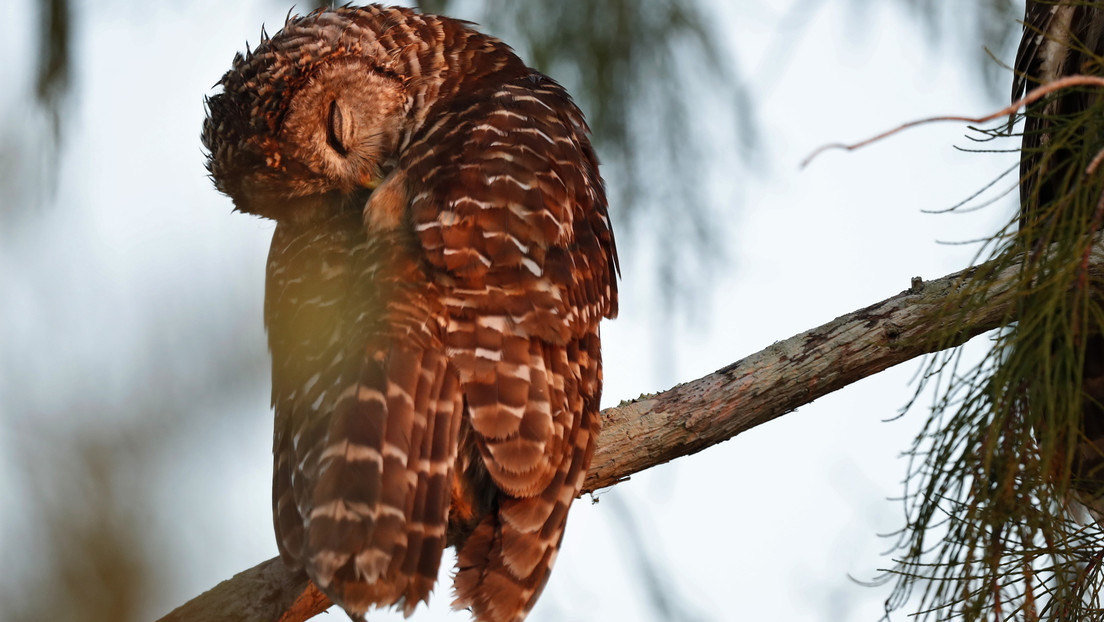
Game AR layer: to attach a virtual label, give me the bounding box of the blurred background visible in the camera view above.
[0,1,1026,620]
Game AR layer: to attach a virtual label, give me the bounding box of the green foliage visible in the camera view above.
[884,85,1104,620]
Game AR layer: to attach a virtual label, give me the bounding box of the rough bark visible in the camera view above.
[156,237,1104,622]
[156,557,313,622]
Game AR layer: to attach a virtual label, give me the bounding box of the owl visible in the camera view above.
[201,5,618,621]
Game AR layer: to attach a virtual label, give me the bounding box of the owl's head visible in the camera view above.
[203,7,413,224]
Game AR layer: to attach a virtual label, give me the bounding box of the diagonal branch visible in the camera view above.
[155,235,1104,622]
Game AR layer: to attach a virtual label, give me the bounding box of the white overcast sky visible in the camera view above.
[1,1,1021,621]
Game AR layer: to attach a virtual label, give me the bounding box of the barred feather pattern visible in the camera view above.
[1014,1,1104,496]
[202,5,617,621]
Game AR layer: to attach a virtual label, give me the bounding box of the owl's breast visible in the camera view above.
[265,211,376,419]
[264,207,447,424]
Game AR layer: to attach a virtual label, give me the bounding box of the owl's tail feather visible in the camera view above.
[452,393,599,622]
[304,344,463,617]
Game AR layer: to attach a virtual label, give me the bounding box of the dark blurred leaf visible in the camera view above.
[5,437,154,622]
[36,0,70,142]
[607,493,712,622]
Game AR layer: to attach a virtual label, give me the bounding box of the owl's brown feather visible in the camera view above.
[203,4,617,621]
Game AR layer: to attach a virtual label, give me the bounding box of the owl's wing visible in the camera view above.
[404,73,618,618]
[409,72,618,327]
[408,72,617,495]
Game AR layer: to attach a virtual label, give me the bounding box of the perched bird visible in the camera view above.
[202,5,618,621]
[1013,1,1104,498]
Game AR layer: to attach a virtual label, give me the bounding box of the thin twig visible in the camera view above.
[802,76,1104,168]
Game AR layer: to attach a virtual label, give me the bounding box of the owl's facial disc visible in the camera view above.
[279,60,406,201]
[206,53,406,225]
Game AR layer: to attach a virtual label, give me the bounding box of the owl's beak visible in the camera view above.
[359,171,383,191]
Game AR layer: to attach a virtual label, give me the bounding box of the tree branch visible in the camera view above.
[156,236,1104,622]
